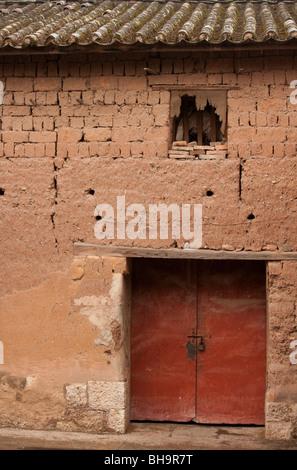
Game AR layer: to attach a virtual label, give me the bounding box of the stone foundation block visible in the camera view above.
[87,380,128,411]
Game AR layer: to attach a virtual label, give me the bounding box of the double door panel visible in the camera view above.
[130,259,266,425]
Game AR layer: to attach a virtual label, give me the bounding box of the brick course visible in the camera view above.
[0,52,296,161]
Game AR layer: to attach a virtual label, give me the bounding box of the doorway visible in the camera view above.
[130,258,267,425]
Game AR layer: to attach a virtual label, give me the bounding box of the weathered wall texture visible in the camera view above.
[0,50,296,437]
[266,261,297,440]
[0,255,131,432]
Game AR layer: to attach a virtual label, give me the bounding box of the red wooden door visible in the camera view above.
[130,259,266,424]
[195,260,267,425]
[130,259,197,421]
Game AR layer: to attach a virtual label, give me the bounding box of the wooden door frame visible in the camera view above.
[130,257,268,426]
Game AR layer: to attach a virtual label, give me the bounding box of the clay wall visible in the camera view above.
[0,50,296,437]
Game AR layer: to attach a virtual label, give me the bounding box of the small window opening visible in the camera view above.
[169,91,228,160]
[174,96,224,146]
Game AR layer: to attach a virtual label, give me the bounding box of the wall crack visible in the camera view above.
[51,161,59,248]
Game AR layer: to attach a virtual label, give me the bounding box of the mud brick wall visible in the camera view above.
[0,51,297,270]
[266,261,297,440]
[0,50,296,436]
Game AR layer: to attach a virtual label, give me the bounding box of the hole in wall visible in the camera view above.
[206,190,214,197]
[95,215,102,221]
[247,213,255,220]
[86,188,95,195]
[0,188,4,195]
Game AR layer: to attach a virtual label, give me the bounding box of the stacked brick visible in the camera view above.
[0,59,170,161]
[169,141,228,160]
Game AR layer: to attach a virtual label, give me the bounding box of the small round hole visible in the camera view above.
[0,188,5,195]
[247,213,255,220]
[87,188,95,195]
[206,190,214,197]
[95,215,102,221]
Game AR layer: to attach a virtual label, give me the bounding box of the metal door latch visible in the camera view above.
[187,332,211,352]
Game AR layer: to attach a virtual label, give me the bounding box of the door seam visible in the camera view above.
[194,259,199,421]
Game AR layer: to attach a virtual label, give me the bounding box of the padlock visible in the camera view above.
[198,338,205,351]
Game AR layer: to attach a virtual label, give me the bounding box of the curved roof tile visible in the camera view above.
[0,0,296,49]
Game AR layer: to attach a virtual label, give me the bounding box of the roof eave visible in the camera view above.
[0,37,297,55]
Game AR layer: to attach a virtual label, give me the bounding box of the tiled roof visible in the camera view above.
[0,1,297,49]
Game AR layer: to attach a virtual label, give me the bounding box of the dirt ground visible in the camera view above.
[0,422,297,451]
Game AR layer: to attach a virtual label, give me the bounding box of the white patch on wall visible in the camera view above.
[289,340,297,365]
[74,274,124,348]
[74,295,113,346]
[0,81,3,105]
[109,273,124,326]
[0,341,4,364]
[26,376,37,387]
[289,80,297,105]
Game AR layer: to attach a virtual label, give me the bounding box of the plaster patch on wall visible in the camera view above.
[110,273,125,326]
[74,273,125,348]
[75,295,112,327]
[74,295,113,346]
[25,376,37,388]
[0,81,3,105]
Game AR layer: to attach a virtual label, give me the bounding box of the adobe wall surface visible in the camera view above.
[0,50,296,438]
[266,261,297,440]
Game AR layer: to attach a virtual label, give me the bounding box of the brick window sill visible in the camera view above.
[168,141,228,160]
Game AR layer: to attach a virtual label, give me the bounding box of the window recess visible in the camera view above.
[169,90,228,160]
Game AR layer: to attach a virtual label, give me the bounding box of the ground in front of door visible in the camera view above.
[0,423,297,450]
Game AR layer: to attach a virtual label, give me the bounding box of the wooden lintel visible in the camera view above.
[73,243,297,261]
